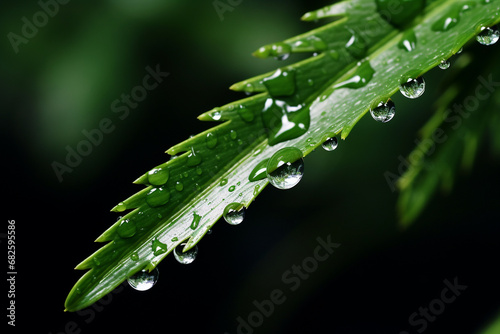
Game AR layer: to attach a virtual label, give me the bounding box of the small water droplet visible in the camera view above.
[152,237,168,256]
[190,212,202,230]
[208,109,222,121]
[223,203,246,225]
[228,185,236,192]
[237,105,255,123]
[175,181,184,192]
[220,178,228,186]
[230,130,238,140]
[345,27,367,59]
[476,26,500,45]
[127,268,159,291]
[187,148,202,167]
[147,167,169,186]
[370,100,396,123]
[322,137,338,151]
[399,77,425,99]
[93,257,101,266]
[267,147,304,190]
[117,219,137,239]
[173,243,198,264]
[146,186,170,207]
[115,202,127,212]
[130,252,140,261]
[196,166,203,175]
[438,60,450,70]
[206,132,218,149]
[398,30,417,52]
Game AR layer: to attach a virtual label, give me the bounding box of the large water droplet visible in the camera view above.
[345,27,367,59]
[370,100,396,123]
[146,186,170,207]
[173,243,198,264]
[127,268,159,291]
[263,69,296,97]
[262,98,309,146]
[249,159,270,182]
[147,167,169,186]
[438,60,450,70]
[206,132,218,149]
[267,147,304,190]
[399,77,425,99]
[117,219,136,239]
[152,237,168,256]
[476,26,500,45]
[223,203,246,225]
[322,137,338,151]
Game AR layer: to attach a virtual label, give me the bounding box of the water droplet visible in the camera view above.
[206,132,218,149]
[93,257,101,266]
[263,69,296,97]
[146,186,170,207]
[438,60,450,70]
[322,137,338,151]
[114,202,127,212]
[230,130,238,140]
[398,30,417,52]
[173,243,198,264]
[370,100,396,123]
[130,252,140,261]
[237,105,255,123]
[345,27,367,59]
[223,203,246,225]
[249,159,269,182]
[267,147,304,190]
[190,212,201,230]
[262,98,309,146]
[175,181,184,192]
[152,237,168,256]
[431,8,460,31]
[399,77,425,99]
[228,185,236,192]
[147,167,169,186]
[220,178,228,186]
[476,26,499,45]
[208,109,222,121]
[196,166,203,175]
[117,219,136,239]
[253,184,261,196]
[187,148,202,167]
[127,268,159,291]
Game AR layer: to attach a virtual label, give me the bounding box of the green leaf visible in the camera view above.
[65,0,500,311]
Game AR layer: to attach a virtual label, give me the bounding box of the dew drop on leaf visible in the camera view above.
[127,268,159,291]
[146,186,170,207]
[399,77,425,99]
[267,147,304,190]
[370,100,396,123]
[175,181,184,192]
[206,132,218,149]
[147,167,169,186]
[117,219,137,239]
[173,243,198,264]
[476,26,500,45]
[322,137,338,151]
[438,60,450,70]
[223,203,246,225]
[151,237,168,256]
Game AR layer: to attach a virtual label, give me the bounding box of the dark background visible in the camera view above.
[1,1,499,333]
